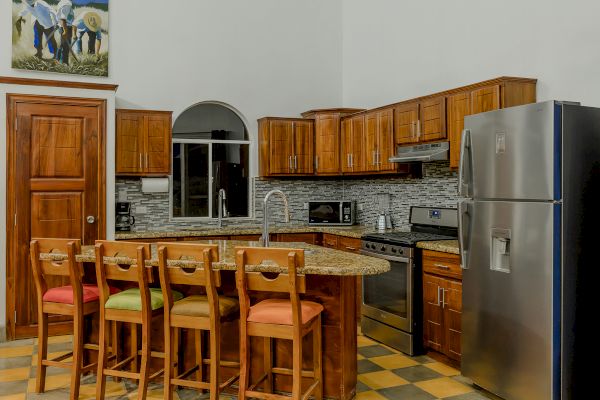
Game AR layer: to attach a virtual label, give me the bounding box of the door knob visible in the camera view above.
[86,216,96,224]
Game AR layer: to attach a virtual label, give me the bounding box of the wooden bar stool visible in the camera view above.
[95,240,182,400]
[157,242,240,400]
[235,246,324,400]
[30,238,119,400]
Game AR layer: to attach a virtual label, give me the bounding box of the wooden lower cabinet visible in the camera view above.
[274,232,319,244]
[422,250,462,362]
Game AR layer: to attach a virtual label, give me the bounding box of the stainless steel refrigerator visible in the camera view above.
[458,100,600,400]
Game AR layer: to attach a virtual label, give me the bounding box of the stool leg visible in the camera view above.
[195,329,204,387]
[292,330,303,400]
[263,337,273,393]
[137,321,151,399]
[111,320,121,382]
[209,323,220,400]
[96,315,108,400]
[313,316,323,400]
[70,309,84,400]
[35,311,48,393]
[238,323,249,400]
[164,326,174,400]
[131,322,138,373]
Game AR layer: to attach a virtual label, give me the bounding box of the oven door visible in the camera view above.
[361,250,413,332]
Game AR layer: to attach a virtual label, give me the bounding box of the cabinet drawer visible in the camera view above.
[337,236,361,253]
[422,250,462,279]
[276,233,317,244]
[322,233,338,248]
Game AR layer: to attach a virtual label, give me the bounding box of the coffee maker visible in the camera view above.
[115,202,135,232]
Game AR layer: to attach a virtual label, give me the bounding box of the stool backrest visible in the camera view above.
[157,242,220,316]
[94,240,151,309]
[30,238,83,306]
[235,246,305,325]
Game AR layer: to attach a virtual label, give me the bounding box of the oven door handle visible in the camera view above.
[360,250,410,263]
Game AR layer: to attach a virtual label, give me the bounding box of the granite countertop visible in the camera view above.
[416,240,460,255]
[114,225,379,240]
[40,240,390,276]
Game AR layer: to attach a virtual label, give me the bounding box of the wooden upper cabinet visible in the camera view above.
[341,114,365,173]
[314,113,340,175]
[395,102,419,145]
[364,108,396,172]
[419,96,446,142]
[116,109,172,176]
[471,85,500,114]
[258,117,314,176]
[447,92,471,169]
[292,120,314,174]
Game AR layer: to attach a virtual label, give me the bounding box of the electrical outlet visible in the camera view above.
[136,206,147,214]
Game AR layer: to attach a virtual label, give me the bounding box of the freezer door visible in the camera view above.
[461,200,558,400]
[465,101,559,201]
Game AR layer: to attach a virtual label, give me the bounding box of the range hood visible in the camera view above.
[388,141,449,163]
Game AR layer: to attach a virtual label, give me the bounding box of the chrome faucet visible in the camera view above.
[217,188,227,228]
[261,190,290,247]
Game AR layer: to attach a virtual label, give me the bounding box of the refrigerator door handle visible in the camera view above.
[458,129,473,197]
[458,199,472,269]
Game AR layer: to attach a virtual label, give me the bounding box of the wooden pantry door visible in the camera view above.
[6,94,106,339]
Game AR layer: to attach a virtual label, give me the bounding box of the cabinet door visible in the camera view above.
[337,236,361,253]
[423,273,444,353]
[341,118,352,173]
[268,120,293,174]
[351,115,365,172]
[314,113,339,174]
[471,85,500,114]
[116,112,145,174]
[378,108,396,172]
[443,278,462,361]
[447,92,471,169]
[322,233,338,249]
[395,102,419,145]
[419,96,446,142]
[364,111,379,172]
[146,113,171,174]
[292,120,314,174]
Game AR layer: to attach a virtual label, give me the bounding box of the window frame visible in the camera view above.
[169,137,253,222]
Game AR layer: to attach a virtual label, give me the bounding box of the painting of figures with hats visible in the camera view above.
[11,0,109,76]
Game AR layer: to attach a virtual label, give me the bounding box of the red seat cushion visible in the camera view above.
[247,298,324,325]
[43,284,120,304]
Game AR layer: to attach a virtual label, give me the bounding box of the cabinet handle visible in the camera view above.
[417,120,421,140]
[347,153,351,168]
[372,151,376,166]
[315,155,319,171]
[289,156,293,171]
[345,246,357,251]
[434,263,450,270]
[435,286,441,306]
[139,153,142,169]
[441,288,446,308]
[411,121,416,139]
[145,153,149,169]
[350,153,354,168]
[294,155,297,170]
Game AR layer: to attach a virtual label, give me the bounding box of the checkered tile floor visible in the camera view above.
[0,334,494,399]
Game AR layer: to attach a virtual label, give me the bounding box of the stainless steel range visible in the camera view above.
[361,206,458,355]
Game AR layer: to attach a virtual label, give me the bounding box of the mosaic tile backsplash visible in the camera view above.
[115,161,458,232]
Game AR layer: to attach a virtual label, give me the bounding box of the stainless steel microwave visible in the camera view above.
[308,200,355,226]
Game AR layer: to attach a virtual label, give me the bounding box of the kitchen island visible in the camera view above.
[41,240,389,400]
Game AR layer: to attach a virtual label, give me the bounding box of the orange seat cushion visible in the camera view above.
[43,284,120,304]
[247,299,323,325]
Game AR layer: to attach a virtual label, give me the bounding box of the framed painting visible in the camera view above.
[11,0,109,77]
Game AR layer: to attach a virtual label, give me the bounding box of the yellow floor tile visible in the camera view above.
[0,367,30,383]
[0,394,27,400]
[31,351,73,366]
[423,361,460,376]
[358,370,409,390]
[355,391,387,400]
[415,377,474,398]
[79,381,127,399]
[27,373,71,392]
[357,335,377,347]
[369,353,419,369]
[357,353,365,360]
[0,346,33,359]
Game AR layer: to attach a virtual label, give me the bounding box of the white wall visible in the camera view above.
[342,0,600,109]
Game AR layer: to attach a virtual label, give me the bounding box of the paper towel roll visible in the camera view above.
[141,177,169,193]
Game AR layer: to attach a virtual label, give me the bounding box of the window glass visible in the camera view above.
[212,143,250,218]
[172,143,210,217]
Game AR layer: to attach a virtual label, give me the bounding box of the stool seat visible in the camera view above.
[42,284,120,304]
[247,298,324,325]
[105,287,183,311]
[171,295,239,318]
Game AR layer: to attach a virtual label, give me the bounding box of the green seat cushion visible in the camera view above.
[171,295,239,318]
[105,288,183,311]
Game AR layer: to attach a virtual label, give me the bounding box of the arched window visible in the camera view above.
[171,102,250,219]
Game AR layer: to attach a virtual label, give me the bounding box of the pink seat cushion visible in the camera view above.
[43,284,120,304]
[247,298,324,325]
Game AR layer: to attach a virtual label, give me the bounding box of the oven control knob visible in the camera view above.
[380,246,386,252]
[391,248,397,253]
